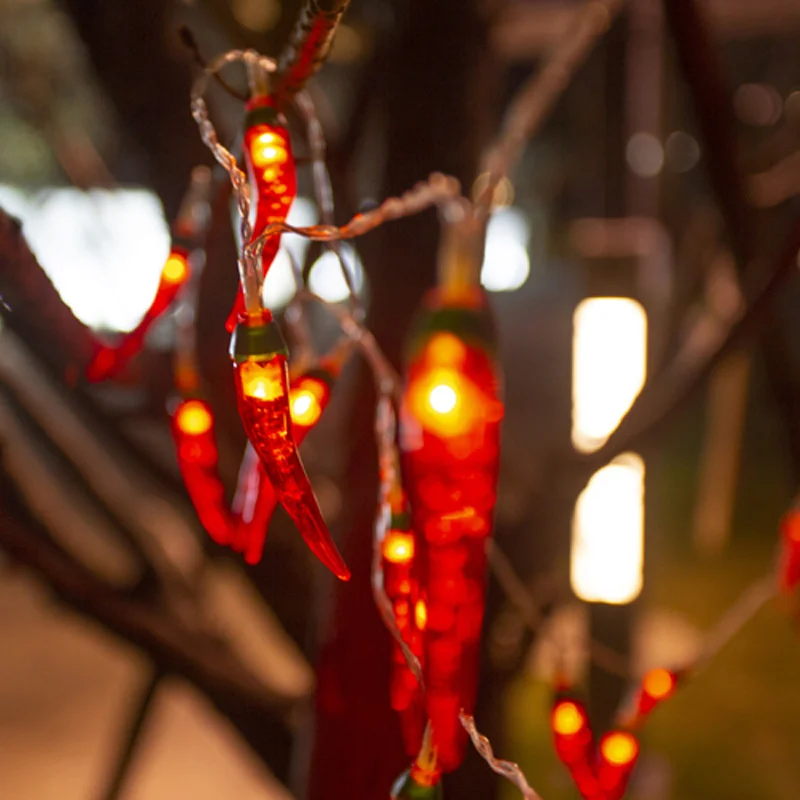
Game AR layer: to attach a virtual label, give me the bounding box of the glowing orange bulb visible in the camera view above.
[786,514,800,542]
[239,361,284,401]
[290,388,322,427]
[161,252,189,285]
[552,701,586,736]
[428,383,458,414]
[600,732,638,766]
[643,668,676,701]
[414,600,427,630]
[383,531,415,564]
[175,400,213,436]
[251,130,288,168]
[427,332,466,364]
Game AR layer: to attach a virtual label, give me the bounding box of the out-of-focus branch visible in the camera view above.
[274,0,352,106]
[0,470,297,766]
[662,0,754,266]
[663,0,800,479]
[574,216,800,482]
[0,209,95,375]
[478,0,624,214]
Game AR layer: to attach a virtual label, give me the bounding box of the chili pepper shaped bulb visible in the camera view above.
[171,398,234,545]
[225,97,297,332]
[778,510,800,595]
[399,292,503,772]
[232,369,336,565]
[619,668,679,729]
[87,247,191,381]
[230,312,350,580]
[597,731,639,800]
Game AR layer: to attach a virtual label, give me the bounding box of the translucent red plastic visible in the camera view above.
[233,353,349,580]
[399,296,503,772]
[87,247,190,381]
[226,97,297,332]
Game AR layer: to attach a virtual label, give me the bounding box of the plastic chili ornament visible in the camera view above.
[778,510,800,595]
[232,364,338,565]
[86,247,191,381]
[619,668,679,729]
[551,697,599,797]
[230,310,350,580]
[399,268,504,771]
[87,168,210,381]
[171,398,234,545]
[226,95,297,331]
[597,731,639,800]
[378,497,427,757]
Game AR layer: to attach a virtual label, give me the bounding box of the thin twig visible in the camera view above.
[477,0,625,216]
[99,671,163,800]
[179,26,248,102]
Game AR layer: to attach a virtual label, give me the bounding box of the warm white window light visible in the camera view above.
[571,297,647,605]
[0,185,171,332]
[480,206,530,292]
[571,297,647,453]
[308,242,364,303]
[571,453,645,604]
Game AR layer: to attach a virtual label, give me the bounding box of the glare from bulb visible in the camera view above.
[428,383,458,414]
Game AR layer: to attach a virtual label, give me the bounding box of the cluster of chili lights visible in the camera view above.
[551,698,639,800]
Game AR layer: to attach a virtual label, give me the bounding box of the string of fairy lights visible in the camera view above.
[75,0,800,796]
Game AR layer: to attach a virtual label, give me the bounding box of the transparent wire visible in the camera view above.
[460,713,543,800]
[190,49,277,313]
[295,89,365,321]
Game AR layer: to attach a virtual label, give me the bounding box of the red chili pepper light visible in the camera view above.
[779,510,800,594]
[597,731,639,800]
[232,367,336,565]
[171,397,234,545]
[379,502,427,757]
[400,291,503,772]
[226,96,297,332]
[230,311,350,580]
[551,699,594,771]
[87,246,191,381]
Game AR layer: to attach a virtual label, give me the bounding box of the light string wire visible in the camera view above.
[186,24,646,792]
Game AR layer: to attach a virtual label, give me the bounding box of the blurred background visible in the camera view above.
[1,0,800,798]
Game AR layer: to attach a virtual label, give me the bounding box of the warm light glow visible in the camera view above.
[161,252,189,285]
[428,383,458,414]
[570,453,645,604]
[175,400,213,436]
[552,701,586,736]
[383,531,415,564]
[572,298,647,452]
[600,732,639,766]
[290,386,322,428]
[239,360,284,401]
[643,668,676,700]
[415,600,427,630]
[408,367,478,438]
[251,130,288,167]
